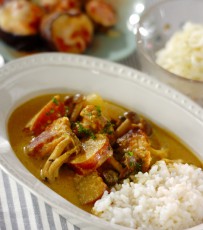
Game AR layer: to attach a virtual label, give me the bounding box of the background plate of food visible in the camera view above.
[0,53,203,230]
[0,0,141,62]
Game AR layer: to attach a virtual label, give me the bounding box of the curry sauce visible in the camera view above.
[7,94,202,213]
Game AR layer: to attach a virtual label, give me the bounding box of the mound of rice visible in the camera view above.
[93,160,203,230]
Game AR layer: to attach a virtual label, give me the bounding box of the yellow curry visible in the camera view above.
[7,93,202,213]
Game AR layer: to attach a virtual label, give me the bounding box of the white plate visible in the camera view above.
[0,0,144,62]
[0,53,203,230]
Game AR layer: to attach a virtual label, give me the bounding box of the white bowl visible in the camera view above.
[0,53,203,230]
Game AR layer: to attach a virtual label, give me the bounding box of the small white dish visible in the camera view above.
[0,53,203,230]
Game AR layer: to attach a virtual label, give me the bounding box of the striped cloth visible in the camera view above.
[0,169,80,230]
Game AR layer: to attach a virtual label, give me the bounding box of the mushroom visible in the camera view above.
[115,111,140,138]
[25,117,82,182]
[107,156,123,174]
[150,146,168,159]
[70,94,86,122]
[64,95,74,117]
[107,156,129,179]
[139,118,153,136]
[41,131,81,182]
[64,93,86,121]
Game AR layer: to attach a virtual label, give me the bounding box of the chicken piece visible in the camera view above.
[116,129,151,173]
[85,0,117,27]
[80,104,107,131]
[75,104,114,136]
[25,95,66,135]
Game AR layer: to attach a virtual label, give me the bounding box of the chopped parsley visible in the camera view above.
[102,121,114,134]
[46,108,55,116]
[126,151,133,156]
[135,161,143,172]
[129,161,135,167]
[95,105,102,117]
[124,152,143,173]
[75,122,96,139]
[52,97,59,105]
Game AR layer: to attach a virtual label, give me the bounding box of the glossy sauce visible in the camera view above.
[7,94,202,213]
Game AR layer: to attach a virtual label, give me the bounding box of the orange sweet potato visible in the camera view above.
[25,95,65,135]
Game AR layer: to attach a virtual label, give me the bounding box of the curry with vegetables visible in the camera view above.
[8,93,202,213]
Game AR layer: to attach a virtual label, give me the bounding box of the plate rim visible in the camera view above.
[0,52,202,121]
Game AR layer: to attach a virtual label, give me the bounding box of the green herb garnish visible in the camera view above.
[135,162,143,172]
[52,97,59,105]
[76,122,96,139]
[126,151,133,156]
[102,121,114,134]
[129,161,135,167]
[46,108,55,116]
[95,105,102,117]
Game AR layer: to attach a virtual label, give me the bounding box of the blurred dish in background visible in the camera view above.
[156,22,203,82]
[136,0,203,106]
[0,0,145,61]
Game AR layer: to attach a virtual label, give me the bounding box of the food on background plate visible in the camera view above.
[0,0,117,53]
[40,11,94,54]
[34,0,81,13]
[0,0,44,51]
[156,22,203,81]
[8,93,203,229]
[85,0,117,28]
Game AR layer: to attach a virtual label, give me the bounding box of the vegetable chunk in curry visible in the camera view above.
[8,93,202,212]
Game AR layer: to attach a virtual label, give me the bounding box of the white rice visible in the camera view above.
[93,160,203,230]
[156,22,203,81]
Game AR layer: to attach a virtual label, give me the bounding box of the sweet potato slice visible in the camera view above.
[25,95,65,135]
[74,171,107,205]
[69,134,113,174]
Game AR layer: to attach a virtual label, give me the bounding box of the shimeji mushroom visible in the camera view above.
[26,117,82,182]
[41,131,81,182]
[64,94,86,121]
[115,111,140,138]
[70,94,86,122]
